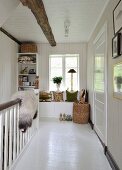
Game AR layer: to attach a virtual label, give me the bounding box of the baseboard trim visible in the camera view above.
[94,129,107,153]
[39,117,59,121]
[94,130,120,169]
[106,149,120,170]
[89,119,94,129]
[91,123,120,170]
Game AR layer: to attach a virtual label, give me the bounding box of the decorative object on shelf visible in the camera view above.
[18,55,36,64]
[29,69,36,74]
[20,43,38,53]
[66,90,78,102]
[112,32,121,58]
[113,62,122,99]
[20,67,28,74]
[68,69,76,91]
[52,76,63,92]
[23,82,29,86]
[22,76,28,82]
[39,91,52,102]
[53,91,64,102]
[113,0,122,34]
[19,76,23,86]
[34,76,39,89]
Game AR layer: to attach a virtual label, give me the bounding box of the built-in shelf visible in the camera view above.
[19,86,35,88]
[17,53,38,91]
[18,63,36,65]
[19,74,36,76]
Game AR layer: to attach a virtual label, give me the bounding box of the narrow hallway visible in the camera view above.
[13,121,111,170]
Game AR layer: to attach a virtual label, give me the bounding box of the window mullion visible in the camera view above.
[49,57,51,91]
[62,56,65,90]
[77,56,79,90]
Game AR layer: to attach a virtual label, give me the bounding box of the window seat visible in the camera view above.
[39,101,73,119]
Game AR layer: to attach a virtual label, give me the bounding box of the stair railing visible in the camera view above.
[0,99,37,170]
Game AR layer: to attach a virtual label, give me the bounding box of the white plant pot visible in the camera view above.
[56,83,61,92]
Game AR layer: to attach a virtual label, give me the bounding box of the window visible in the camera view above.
[49,54,79,91]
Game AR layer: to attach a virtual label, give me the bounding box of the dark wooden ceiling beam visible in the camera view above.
[0,27,21,45]
[20,0,56,47]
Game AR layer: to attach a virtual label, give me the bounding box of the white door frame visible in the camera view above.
[93,22,108,146]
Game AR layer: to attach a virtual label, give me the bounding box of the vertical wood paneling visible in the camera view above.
[0,0,20,27]
[0,31,18,104]
[37,43,87,91]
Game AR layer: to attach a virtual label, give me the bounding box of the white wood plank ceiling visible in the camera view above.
[2,0,109,43]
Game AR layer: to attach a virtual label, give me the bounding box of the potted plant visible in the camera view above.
[52,76,63,91]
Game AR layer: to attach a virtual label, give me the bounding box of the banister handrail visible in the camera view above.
[0,97,38,170]
[0,98,21,112]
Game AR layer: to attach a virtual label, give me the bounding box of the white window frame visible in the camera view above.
[49,54,79,91]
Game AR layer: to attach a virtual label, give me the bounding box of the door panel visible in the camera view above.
[93,24,107,144]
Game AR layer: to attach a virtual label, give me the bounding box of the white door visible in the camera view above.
[93,24,107,145]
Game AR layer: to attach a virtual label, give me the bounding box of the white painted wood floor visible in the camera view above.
[14,121,112,170]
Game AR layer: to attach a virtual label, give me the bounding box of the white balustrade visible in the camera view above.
[0,100,38,170]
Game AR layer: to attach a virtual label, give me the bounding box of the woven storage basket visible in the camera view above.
[20,43,37,53]
[73,102,89,124]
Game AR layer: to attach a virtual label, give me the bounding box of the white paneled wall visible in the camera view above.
[0,0,20,27]
[0,31,18,104]
[37,43,87,91]
[87,0,122,168]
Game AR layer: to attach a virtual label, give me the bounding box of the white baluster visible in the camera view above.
[0,113,3,170]
[19,131,23,152]
[13,106,17,160]
[25,130,27,144]
[4,110,9,170]
[23,133,25,147]
[28,128,31,140]
[27,128,29,143]
[17,104,20,156]
[9,108,13,167]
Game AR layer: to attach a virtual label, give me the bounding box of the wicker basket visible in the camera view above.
[73,102,89,124]
[20,43,37,53]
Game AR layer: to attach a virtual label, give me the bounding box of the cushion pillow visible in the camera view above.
[53,92,64,102]
[80,89,85,98]
[39,91,52,101]
[79,89,88,103]
[66,90,78,102]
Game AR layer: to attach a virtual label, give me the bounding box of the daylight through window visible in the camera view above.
[49,54,79,91]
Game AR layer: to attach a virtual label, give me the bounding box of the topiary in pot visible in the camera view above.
[52,76,63,91]
[52,76,63,84]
